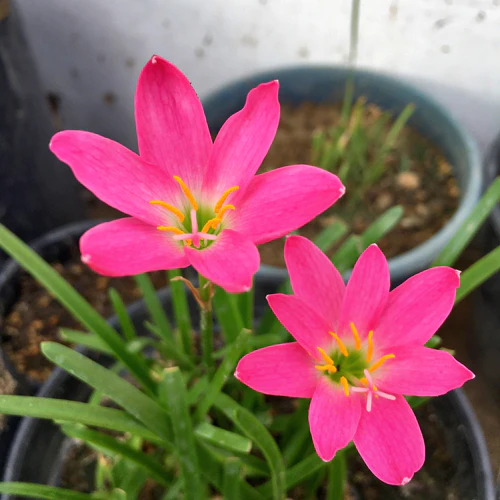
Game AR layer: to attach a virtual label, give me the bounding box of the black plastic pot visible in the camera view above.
[1,286,495,499]
[0,3,84,262]
[203,66,482,286]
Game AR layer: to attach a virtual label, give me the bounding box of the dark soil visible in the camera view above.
[258,102,459,268]
[0,356,15,428]
[2,251,167,382]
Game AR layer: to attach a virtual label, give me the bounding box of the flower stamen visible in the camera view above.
[214,186,239,213]
[173,176,198,210]
[149,200,185,222]
[366,330,374,363]
[201,217,222,233]
[351,369,396,412]
[317,347,335,365]
[350,322,361,350]
[315,364,337,373]
[216,204,235,218]
[368,354,395,373]
[340,376,349,396]
[329,332,349,357]
[157,226,185,235]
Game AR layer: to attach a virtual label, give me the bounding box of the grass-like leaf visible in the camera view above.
[108,288,137,341]
[195,422,252,454]
[213,286,245,343]
[59,328,112,354]
[0,484,99,500]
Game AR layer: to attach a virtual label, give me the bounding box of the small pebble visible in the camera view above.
[397,171,421,190]
[400,216,421,229]
[375,192,393,211]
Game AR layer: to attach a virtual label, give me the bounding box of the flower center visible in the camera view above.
[314,322,395,410]
[149,176,239,249]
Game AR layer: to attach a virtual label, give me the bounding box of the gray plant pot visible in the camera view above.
[203,66,482,285]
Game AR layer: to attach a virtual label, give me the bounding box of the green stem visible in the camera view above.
[326,450,346,500]
[198,274,214,373]
[241,286,254,330]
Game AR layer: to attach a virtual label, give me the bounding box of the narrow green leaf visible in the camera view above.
[160,367,202,500]
[0,484,98,500]
[331,234,361,273]
[326,450,346,500]
[134,273,173,341]
[41,342,172,442]
[455,245,500,304]
[196,329,250,421]
[161,480,183,500]
[239,289,254,330]
[213,286,245,343]
[59,328,112,354]
[195,422,252,454]
[187,376,209,406]
[167,269,194,355]
[109,491,127,500]
[145,322,194,369]
[0,224,154,393]
[433,177,500,267]
[223,458,242,499]
[0,395,160,442]
[313,219,349,253]
[108,288,136,341]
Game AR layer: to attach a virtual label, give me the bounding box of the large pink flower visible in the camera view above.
[235,236,474,484]
[49,56,344,292]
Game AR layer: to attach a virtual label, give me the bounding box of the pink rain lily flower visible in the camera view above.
[235,236,474,485]
[49,56,344,292]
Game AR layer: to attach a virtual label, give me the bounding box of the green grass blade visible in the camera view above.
[167,269,194,355]
[326,450,346,500]
[0,224,154,393]
[0,484,99,500]
[196,329,250,421]
[134,273,173,341]
[41,342,172,442]
[223,458,242,499]
[313,219,349,253]
[61,424,170,487]
[455,245,500,304]
[160,367,203,500]
[195,422,252,454]
[59,328,112,354]
[433,177,500,267]
[108,288,136,341]
[213,286,245,343]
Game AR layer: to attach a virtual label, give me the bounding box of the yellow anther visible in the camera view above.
[315,364,337,373]
[216,204,235,218]
[366,330,374,363]
[340,376,349,396]
[149,200,185,222]
[173,176,198,210]
[185,238,192,246]
[317,347,335,366]
[360,377,368,386]
[214,186,239,213]
[201,218,222,233]
[350,322,361,350]
[368,354,395,373]
[157,226,185,235]
[329,332,349,357]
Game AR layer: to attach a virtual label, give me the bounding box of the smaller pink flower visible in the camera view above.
[235,236,474,485]
[49,56,344,293]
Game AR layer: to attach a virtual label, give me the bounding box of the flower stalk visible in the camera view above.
[198,274,215,374]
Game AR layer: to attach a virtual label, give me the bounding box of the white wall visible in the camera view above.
[15,0,500,154]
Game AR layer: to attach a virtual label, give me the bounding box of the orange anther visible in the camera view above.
[315,364,337,373]
[340,376,349,396]
[214,186,239,213]
[366,330,374,363]
[350,322,361,350]
[149,200,184,222]
[317,347,335,365]
[201,218,222,233]
[329,332,349,357]
[173,176,198,210]
[157,226,185,235]
[368,354,395,373]
[216,204,235,218]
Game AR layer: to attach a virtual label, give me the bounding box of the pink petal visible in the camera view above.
[184,229,259,293]
[309,377,361,461]
[50,131,179,227]
[203,81,279,196]
[266,294,333,359]
[135,55,211,190]
[375,345,474,396]
[374,267,460,349]
[235,343,319,398]
[338,245,389,339]
[285,236,345,329]
[232,165,344,245]
[80,218,188,276]
[354,395,425,485]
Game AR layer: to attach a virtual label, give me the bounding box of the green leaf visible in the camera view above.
[161,479,183,500]
[433,177,500,267]
[239,289,254,330]
[455,245,500,304]
[0,224,154,393]
[145,322,194,369]
[213,286,245,343]
[160,367,203,500]
[223,458,242,499]
[215,393,285,500]
[41,342,173,442]
[313,219,349,253]
[326,450,346,500]
[0,484,99,500]
[167,269,194,355]
[196,329,250,421]
[108,288,136,341]
[195,422,252,454]
[0,395,160,442]
[134,273,173,341]
[61,424,170,487]
[59,328,113,354]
